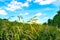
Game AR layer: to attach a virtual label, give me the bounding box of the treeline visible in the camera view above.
[44,10,60,27]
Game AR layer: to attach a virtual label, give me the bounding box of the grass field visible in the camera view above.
[0,21,60,40]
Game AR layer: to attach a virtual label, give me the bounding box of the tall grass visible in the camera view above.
[0,21,60,40]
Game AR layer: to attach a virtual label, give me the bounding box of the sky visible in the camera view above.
[0,0,60,23]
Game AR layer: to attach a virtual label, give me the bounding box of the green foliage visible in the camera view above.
[0,18,60,40]
[53,10,60,27]
[47,10,60,27]
[48,19,53,26]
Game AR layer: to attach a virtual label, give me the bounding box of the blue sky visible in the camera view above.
[0,0,60,23]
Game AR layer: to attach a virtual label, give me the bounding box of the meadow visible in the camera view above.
[0,0,60,40]
[0,19,60,40]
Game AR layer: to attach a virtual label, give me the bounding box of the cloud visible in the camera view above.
[20,12,29,16]
[0,10,7,15]
[35,13,42,16]
[24,12,29,15]
[5,0,22,11]
[34,0,56,5]
[52,0,60,6]
[23,2,29,7]
[5,0,29,11]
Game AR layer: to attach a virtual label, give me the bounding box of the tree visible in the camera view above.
[53,10,60,27]
[48,19,53,26]
[47,10,60,27]
[43,22,47,25]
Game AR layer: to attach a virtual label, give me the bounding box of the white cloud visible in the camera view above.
[34,0,56,5]
[24,12,29,15]
[23,2,29,7]
[19,12,29,16]
[5,0,29,11]
[5,1,22,11]
[35,13,42,16]
[52,0,60,6]
[0,10,7,15]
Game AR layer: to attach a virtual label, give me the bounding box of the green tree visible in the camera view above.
[53,10,60,27]
[48,19,53,26]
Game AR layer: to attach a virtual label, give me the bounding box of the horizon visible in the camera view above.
[0,0,60,23]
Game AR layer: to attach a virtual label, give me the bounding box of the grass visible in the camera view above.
[0,21,60,40]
